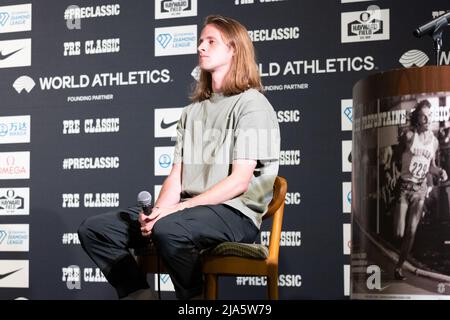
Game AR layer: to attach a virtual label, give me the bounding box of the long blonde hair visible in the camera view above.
[191,15,263,102]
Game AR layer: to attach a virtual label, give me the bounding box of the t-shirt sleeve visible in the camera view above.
[173,108,187,164]
[233,96,280,161]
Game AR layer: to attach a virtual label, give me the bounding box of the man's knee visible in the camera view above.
[152,215,189,255]
[152,216,173,243]
[77,216,97,245]
[78,214,113,245]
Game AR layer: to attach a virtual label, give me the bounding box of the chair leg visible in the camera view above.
[267,271,278,300]
[205,274,218,300]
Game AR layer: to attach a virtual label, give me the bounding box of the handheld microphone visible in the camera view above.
[137,191,152,215]
[414,12,450,38]
[137,190,161,299]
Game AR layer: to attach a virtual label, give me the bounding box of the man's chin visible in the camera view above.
[199,66,212,72]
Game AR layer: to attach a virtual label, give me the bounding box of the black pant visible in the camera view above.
[77,204,259,299]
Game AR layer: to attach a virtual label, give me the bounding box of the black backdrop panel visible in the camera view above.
[0,0,449,299]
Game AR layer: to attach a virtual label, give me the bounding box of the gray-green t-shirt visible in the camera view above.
[173,88,280,228]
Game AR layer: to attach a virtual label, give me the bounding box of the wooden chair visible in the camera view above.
[135,175,287,300]
[135,241,166,273]
[134,239,166,299]
[202,176,287,300]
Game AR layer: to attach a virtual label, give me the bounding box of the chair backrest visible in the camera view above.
[264,176,287,264]
[264,176,288,220]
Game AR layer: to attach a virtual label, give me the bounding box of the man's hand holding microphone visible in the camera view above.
[137,191,190,237]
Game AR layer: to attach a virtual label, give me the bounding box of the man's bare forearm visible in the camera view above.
[154,164,182,208]
[183,160,256,209]
[184,174,247,208]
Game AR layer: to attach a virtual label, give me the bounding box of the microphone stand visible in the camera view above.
[430,17,447,66]
[157,252,162,300]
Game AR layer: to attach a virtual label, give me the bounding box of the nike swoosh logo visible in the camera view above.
[160,119,178,130]
[0,48,22,61]
[0,268,21,280]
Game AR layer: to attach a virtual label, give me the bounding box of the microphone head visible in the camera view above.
[137,191,152,207]
[413,28,421,38]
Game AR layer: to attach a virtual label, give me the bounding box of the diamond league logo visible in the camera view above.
[154,25,197,56]
[160,274,170,284]
[0,4,31,34]
[155,273,175,291]
[0,230,6,244]
[0,12,9,26]
[157,33,172,48]
[341,99,353,131]
[344,105,352,122]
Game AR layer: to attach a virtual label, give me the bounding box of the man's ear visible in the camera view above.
[229,43,235,56]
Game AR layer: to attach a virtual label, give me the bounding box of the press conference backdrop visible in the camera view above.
[0,0,449,300]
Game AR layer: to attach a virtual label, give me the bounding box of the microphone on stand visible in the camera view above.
[413,12,450,38]
[413,12,450,66]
